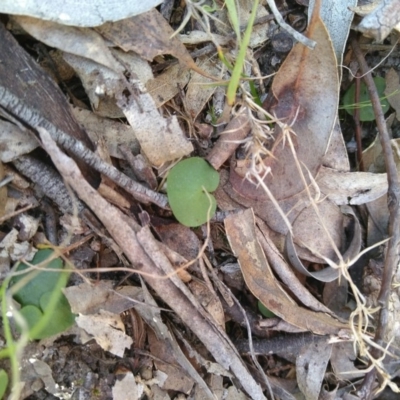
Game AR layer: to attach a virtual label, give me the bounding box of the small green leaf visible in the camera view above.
[19,305,43,332]
[258,300,276,318]
[342,76,390,121]
[0,369,8,399]
[10,249,65,308]
[39,292,75,337]
[167,157,219,227]
[10,249,75,339]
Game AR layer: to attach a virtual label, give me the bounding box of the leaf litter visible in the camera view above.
[1,0,400,399]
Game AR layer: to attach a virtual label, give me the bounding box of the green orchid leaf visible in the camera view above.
[0,369,8,399]
[167,157,219,227]
[10,249,65,308]
[342,76,390,121]
[10,249,75,339]
[258,300,276,318]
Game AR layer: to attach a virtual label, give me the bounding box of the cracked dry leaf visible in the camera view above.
[355,0,400,41]
[146,64,190,108]
[76,310,133,357]
[112,373,143,400]
[71,107,140,158]
[118,83,193,166]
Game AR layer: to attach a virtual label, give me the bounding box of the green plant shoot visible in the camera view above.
[226,0,259,105]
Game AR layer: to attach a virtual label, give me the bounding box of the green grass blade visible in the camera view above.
[225,0,241,45]
[226,0,259,105]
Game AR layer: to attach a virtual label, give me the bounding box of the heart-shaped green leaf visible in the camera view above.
[342,76,390,121]
[167,157,219,227]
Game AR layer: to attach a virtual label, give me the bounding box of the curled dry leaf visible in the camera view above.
[117,82,194,166]
[13,16,124,73]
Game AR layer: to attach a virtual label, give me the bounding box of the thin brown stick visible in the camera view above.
[352,37,400,399]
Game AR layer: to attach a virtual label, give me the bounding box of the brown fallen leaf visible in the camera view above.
[231,0,339,201]
[95,9,216,80]
[224,208,349,335]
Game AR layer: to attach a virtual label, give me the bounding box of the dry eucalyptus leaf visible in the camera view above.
[76,311,133,357]
[96,9,209,77]
[285,205,362,282]
[296,339,332,400]
[118,83,193,166]
[330,342,364,380]
[256,218,339,315]
[148,330,195,394]
[224,208,349,335]
[232,3,339,201]
[0,0,162,27]
[13,16,123,73]
[355,0,400,41]
[189,280,225,329]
